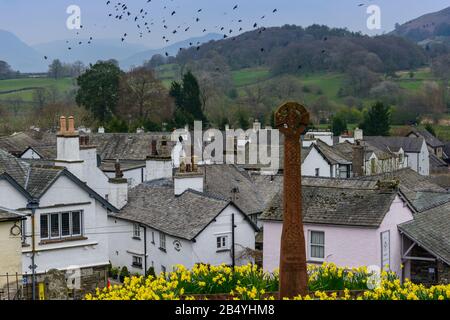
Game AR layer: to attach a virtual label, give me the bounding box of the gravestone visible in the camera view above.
[44,269,69,300]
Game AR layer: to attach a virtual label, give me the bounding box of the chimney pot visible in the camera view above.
[59,116,67,134]
[115,159,124,179]
[68,116,75,133]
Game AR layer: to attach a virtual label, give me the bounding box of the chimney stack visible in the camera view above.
[109,160,128,209]
[151,140,158,156]
[352,140,365,177]
[55,115,83,180]
[253,120,261,132]
[115,159,124,179]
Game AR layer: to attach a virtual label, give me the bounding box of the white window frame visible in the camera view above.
[40,211,83,240]
[133,223,141,239]
[308,230,325,262]
[159,232,166,251]
[216,235,230,251]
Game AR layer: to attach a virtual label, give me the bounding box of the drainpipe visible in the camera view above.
[143,226,148,277]
[231,214,235,269]
[26,199,39,301]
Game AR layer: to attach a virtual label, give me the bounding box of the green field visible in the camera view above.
[0,77,76,102]
[157,65,436,111]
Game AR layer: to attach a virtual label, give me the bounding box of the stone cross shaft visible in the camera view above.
[275,102,310,299]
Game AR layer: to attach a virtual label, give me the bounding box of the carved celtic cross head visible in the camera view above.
[275,102,310,137]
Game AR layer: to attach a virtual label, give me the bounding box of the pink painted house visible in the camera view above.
[261,179,415,279]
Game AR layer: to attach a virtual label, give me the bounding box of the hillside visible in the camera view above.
[120,33,222,70]
[175,25,426,76]
[0,30,46,73]
[33,39,150,67]
[391,6,450,42]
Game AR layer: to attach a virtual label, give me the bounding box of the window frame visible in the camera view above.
[133,223,141,239]
[40,211,83,241]
[216,235,229,251]
[132,255,143,269]
[308,230,325,262]
[159,232,166,251]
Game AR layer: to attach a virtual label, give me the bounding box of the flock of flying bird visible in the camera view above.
[42,1,279,61]
[42,1,372,63]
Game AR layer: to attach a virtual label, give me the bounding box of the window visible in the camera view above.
[217,235,229,251]
[21,219,26,243]
[371,158,376,174]
[40,211,83,240]
[151,232,155,244]
[133,224,141,239]
[315,168,320,177]
[132,256,142,269]
[159,232,166,251]
[339,165,348,178]
[40,215,48,239]
[309,231,325,260]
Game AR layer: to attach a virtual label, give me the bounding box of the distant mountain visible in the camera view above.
[0,30,46,73]
[390,6,450,42]
[33,39,150,66]
[120,33,222,70]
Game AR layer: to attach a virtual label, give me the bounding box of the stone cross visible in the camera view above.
[275,102,310,299]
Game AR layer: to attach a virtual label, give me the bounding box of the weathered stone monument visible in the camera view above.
[44,269,69,300]
[275,102,310,299]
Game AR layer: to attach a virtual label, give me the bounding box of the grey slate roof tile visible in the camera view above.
[113,183,231,240]
[399,201,450,265]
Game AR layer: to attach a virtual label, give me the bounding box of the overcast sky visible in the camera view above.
[0,0,448,48]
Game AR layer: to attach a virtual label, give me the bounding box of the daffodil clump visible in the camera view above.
[85,263,450,300]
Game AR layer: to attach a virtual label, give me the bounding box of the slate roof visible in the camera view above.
[443,142,450,160]
[407,127,444,148]
[87,133,174,160]
[399,201,450,265]
[0,132,41,156]
[260,185,396,228]
[429,153,448,173]
[113,182,235,240]
[352,168,448,212]
[314,140,352,165]
[0,148,30,186]
[0,148,117,211]
[429,174,450,190]
[203,164,265,215]
[364,136,425,153]
[100,160,146,172]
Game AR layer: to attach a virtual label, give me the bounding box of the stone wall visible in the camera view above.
[22,265,108,300]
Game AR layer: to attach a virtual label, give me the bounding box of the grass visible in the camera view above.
[232,68,272,87]
[0,77,76,102]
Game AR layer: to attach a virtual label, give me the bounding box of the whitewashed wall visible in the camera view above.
[108,204,256,275]
[302,147,332,177]
[21,175,110,274]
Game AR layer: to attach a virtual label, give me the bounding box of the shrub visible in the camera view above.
[120,266,130,282]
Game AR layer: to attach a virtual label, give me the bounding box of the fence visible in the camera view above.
[0,272,44,300]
